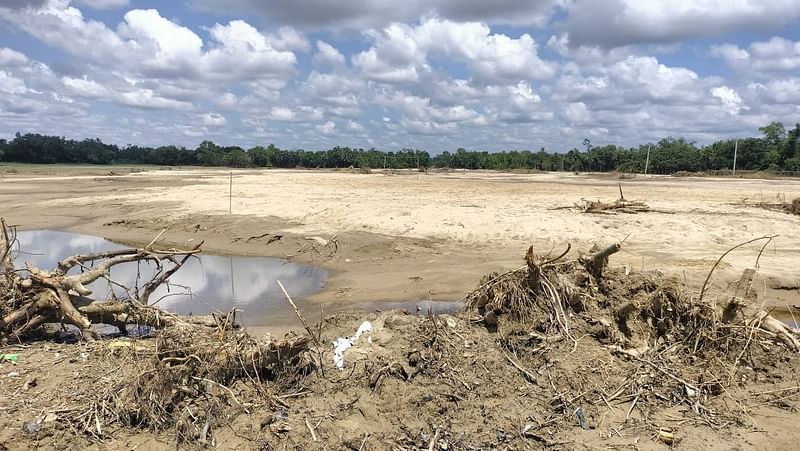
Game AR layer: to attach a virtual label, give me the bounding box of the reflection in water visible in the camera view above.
[14,230,327,327]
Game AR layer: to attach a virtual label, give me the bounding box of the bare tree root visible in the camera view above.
[723,268,800,351]
[465,240,800,356]
[0,218,225,341]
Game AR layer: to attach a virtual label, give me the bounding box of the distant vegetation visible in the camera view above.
[1,122,798,174]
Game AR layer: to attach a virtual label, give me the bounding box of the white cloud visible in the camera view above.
[0,3,299,84]
[353,17,556,84]
[0,47,29,65]
[712,37,800,75]
[710,86,746,115]
[201,20,298,83]
[201,112,227,126]
[0,71,29,94]
[352,24,426,83]
[563,102,590,123]
[313,40,346,68]
[0,0,130,62]
[62,76,111,98]
[1,1,799,151]
[268,106,296,121]
[316,120,336,135]
[118,89,194,110]
[747,79,800,104]
[346,120,365,132]
[118,9,204,73]
[267,26,310,52]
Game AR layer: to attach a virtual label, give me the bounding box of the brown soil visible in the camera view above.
[2,166,800,449]
[2,304,799,450]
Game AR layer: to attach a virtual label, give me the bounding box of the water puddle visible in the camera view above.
[12,230,463,332]
[14,230,327,328]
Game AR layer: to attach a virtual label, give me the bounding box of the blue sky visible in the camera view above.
[0,0,799,152]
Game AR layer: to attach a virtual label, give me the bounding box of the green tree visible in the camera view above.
[223,148,252,167]
[196,140,223,166]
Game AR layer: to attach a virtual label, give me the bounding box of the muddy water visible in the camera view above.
[13,230,463,330]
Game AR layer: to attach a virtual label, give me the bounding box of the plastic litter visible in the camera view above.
[1,353,19,363]
[22,421,41,434]
[575,406,587,429]
[332,321,372,370]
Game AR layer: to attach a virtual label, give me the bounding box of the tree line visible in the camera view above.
[1,121,798,174]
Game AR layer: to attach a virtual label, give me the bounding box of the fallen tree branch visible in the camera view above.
[0,219,225,341]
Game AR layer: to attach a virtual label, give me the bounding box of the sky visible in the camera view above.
[0,0,798,152]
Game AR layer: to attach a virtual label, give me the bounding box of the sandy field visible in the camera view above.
[2,166,800,451]
[2,166,799,310]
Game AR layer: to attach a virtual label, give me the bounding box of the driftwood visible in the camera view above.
[739,195,800,216]
[0,219,233,341]
[553,184,671,215]
[580,185,651,214]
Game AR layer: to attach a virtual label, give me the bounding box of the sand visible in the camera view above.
[2,167,799,309]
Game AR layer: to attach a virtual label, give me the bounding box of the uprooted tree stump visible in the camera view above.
[464,240,800,354]
[1,219,233,341]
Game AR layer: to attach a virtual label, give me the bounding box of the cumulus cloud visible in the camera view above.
[747,79,800,104]
[118,89,194,110]
[313,40,346,68]
[353,17,556,84]
[0,71,29,94]
[712,37,800,75]
[62,76,111,98]
[0,2,299,84]
[710,86,746,115]
[266,26,310,52]
[1,0,799,151]
[201,112,227,126]
[561,0,800,49]
[316,120,336,135]
[0,47,30,65]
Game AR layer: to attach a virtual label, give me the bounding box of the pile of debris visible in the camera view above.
[555,184,667,214]
[740,194,800,216]
[0,218,311,444]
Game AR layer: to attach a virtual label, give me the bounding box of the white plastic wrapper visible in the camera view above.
[333,321,372,369]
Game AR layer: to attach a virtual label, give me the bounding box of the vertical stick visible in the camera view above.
[644,145,651,175]
[732,139,738,176]
[229,256,235,296]
[229,171,233,214]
